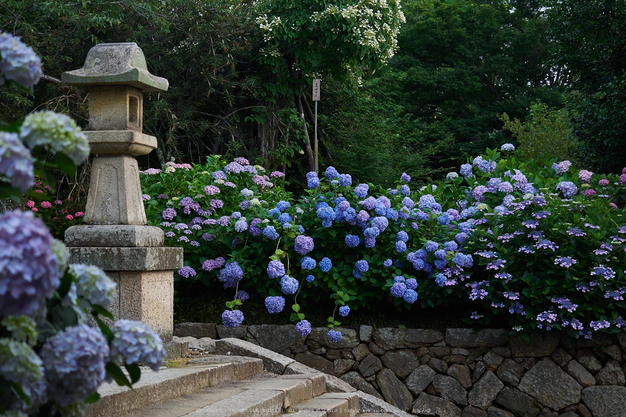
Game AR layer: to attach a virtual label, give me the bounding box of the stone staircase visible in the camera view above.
[86,339,410,417]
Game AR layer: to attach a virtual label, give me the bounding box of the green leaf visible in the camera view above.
[84,392,101,404]
[292,304,300,313]
[125,363,141,384]
[106,362,132,388]
[53,152,77,177]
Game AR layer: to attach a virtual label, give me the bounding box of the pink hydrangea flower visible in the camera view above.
[65,214,74,220]
[74,211,84,218]
[41,201,52,208]
[26,200,35,208]
[54,200,62,205]
[585,189,596,197]
[620,174,626,185]
[598,179,609,186]
[578,170,593,183]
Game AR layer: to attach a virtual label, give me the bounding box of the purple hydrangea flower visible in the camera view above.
[383,259,393,268]
[235,218,248,232]
[110,320,165,372]
[202,257,225,271]
[0,338,46,412]
[324,166,339,180]
[0,33,42,89]
[250,218,263,237]
[405,278,418,290]
[0,210,59,317]
[401,172,411,183]
[327,330,342,343]
[295,320,312,337]
[177,266,197,278]
[267,260,286,278]
[338,174,352,187]
[339,306,350,317]
[396,231,409,242]
[556,181,578,199]
[280,275,299,295]
[40,324,108,407]
[0,131,34,192]
[460,164,473,177]
[212,170,227,180]
[418,194,437,210]
[396,241,407,253]
[295,235,314,255]
[425,241,439,252]
[265,296,285,314]
[222,309,244,327]
[401,184,410,196]
[218,261,244,288]
[162,208,177,220]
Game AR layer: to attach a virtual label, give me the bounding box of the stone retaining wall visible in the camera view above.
[174,323,626,417]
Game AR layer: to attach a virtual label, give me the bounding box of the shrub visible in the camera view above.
[142,145,626,340]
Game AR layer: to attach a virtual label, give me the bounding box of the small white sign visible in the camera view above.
[312,79,321,101]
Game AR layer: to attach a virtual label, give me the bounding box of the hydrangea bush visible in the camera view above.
[0,33,165,416]
[142,144,625,341]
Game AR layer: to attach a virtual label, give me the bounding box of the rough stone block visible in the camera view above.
[360,325,374,343]
[86,130,157,155]
[581,386,626,417]
[565,360,596,387]
[595,360,625,386]
[357,391,413,417]
[248,324,307,354]
[340,372,382,399]
[69,246,183,271]
[381,350,418,379]
[65,224,163,247]
[433,374,467,406]
[406,365,436,396]
[358,354,383,378]
[510,332,560,358]
[412,392,462,417]
[468,370,504,410]
[215,338,295,374]
[446,329,508,348]
[84,155,146,225]
[494,387,542,417]
[376,368,414,411]
[295,352,334,375]
[518,358,582,411]
[307,328,359,350]
[104,270,174,341]
[448,364,472,389]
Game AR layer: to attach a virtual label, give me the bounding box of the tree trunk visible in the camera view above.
[295,94,315,172]
[302,94,332,161]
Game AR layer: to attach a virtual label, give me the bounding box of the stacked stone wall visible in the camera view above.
[175,323,626,417]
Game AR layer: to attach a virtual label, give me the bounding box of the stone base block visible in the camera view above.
[65,225,164,247]
[107,270,174,342]
[69,246,182,271]
[85,130,157,156]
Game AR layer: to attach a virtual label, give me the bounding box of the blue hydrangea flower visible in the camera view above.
[295,320,312,337]
[279,213,292,224]
[396,241,407,253]
[267,260,286,279]
[501,143,515,151]
[452,253,473,268]
[110,320,165,372]
[364,238,376,248]
[434,259,447,270]
[218,261,244,288]
[306,274,315,282]
[276,201,291,212]
[295,235,314,255]
[263,225,279,240]
[353,269,363,279]
[418,194,437,210]
[20,111,90,165]
[401,172,411,183]
[0,210,59,317]
[444,241,458,251]
[0,131,34,192]
[40,324,109,407]
[339,306,350,317]
[212,170,227,180]
[405,278,418,290]
[327,330,342,343]
[0,33,42,89]
[364,227,380,239]
[556,181,578,199]
[69,264,117,308]
[371,216,389,232]
[425,241,439,252]
[324,166,339,180]
[319,257,332,273]
[401,184,410,196]
[268,208,280,217]
[390,282,407,297]
[265,296,285,314]
[307,176,320,188]
[435,273,447,287]
[301,256,316,270]
[354,184,369,198]
[235,291,249,302]
[355,260,369,273]
[222,310,244,327]
[403,289,418,304]
[345,234,360,248]
[396,231,409,242]
[383,259,393,268]
[338,174,352,187]
[438,212,451,225]
[460,163,473,177]
[280,275,299,295]
[299,225,305,234]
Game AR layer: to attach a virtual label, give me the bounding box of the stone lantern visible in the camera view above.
[62,43,183,344]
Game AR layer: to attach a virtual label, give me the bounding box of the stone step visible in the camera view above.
[85,355,263,417]
[286,392,359,417]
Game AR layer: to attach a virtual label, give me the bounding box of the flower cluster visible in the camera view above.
[109,320,165,372]
[0,32,42,89]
